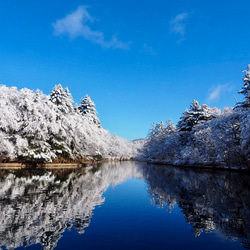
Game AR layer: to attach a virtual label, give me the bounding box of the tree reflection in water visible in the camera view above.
[145,164,250,248]
[0,162,249,249]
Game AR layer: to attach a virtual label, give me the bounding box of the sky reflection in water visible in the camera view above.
[0,162,249,250]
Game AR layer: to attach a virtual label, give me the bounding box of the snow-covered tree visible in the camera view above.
[177,100,220,131]
[50,84,74,113]
[0,85,142,163]
[165,119,177,134]
[78,95,101,126]
[138,65,250,168]
[142,120,177,161]
[236,64,250,109]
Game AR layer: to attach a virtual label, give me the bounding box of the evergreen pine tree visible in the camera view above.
[236,64,250,109]
[177,100,219,131]
[50,84,64,106]
[78,95,101,126]
[50,84,74,113]
[166,119,176,134]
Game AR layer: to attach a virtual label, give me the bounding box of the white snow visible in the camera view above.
[0,84,144,162]
[139,65,250,168]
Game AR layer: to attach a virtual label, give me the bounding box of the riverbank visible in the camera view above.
[143,159,250,172]
[0,157,134,170]
[0,163,84,170]
[1,160,249,174]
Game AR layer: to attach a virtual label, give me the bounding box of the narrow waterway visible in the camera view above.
[0,161,249,249]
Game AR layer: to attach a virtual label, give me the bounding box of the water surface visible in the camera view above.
[0,162,249,249]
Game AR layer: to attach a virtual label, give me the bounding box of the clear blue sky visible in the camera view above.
[0,0,250,140]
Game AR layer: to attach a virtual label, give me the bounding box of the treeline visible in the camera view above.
[0,84,143,163]
[140,65,250,169]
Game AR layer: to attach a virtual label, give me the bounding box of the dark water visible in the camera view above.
[0,162,250,250]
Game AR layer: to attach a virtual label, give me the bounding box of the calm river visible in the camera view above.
[0,161,249,249]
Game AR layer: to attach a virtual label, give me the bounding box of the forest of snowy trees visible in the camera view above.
[139,65,250,169]
[1,65,250,168]
[0,84,143,163]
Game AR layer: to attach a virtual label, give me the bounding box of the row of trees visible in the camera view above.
[0,84,143,163]
[140,65,250,168]
[49,84,100,125]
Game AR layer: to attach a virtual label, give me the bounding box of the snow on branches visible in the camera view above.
[140,65,250,168]
[50,84,74,113]
[236,64,250,109]
[177,100,220,131]
[78,95,101,126]
[0,85,142,163]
